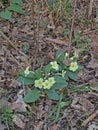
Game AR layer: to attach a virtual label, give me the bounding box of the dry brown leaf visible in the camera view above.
[79,97,94,113]
[90,34,98,57]
[11,94,27,112]
[13,114,25,129]
[63,58,71,66]
[37,105,45,119]
[87,52,98,69]
[34,121,44,130]
[50,124,60,130]
[89,79,98,85]
[48,12,55,29]
[0,98,11,109]
[47,51,54,59]
[95,68,98,77]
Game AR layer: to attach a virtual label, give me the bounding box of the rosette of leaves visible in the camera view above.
[18,51,83,103]
[18,67,68,103]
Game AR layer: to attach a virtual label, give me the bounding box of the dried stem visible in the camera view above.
[82,110,98,126]
[88,0,94,18]
[31,0,40,69]
[69,0,77,53]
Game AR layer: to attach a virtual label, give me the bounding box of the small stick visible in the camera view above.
[31,0,40,69]
[0,30,27,57]
[82,110,98,126]
[88,0,94,18]
[68,0,77,53]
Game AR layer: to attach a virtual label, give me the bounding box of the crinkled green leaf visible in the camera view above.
[24,90,41,103]
[23,43,30,52]
[17,77,34,85]
[46,90,59,100]
[44,64,51,73]
[0,10,12,20]
[67,71,77,81]
[20,71,36,79]
[55,50,65,63]
[8,4,24,14]
[48,0,55,7]
[52,76,68,90]
[11,0,23,6]
[77,65,84,70]
[35,68,43,79]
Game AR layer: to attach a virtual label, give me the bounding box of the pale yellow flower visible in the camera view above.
[24,67,30,76]
[70,57,74,60]
[74,52,78,58]
[35,78,43,88]
[65,52,69,59]
[70,52,78,60]
[48,77,55,86]
[50,61,59,70]
[61,70,66,77]
[69,62,78,72]
[43,80,51,89]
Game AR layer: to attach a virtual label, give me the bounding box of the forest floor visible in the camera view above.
[0,0,98,130]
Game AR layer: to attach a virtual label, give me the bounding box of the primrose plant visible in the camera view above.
[18,51,82,103]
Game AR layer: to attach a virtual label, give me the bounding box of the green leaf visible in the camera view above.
[52,76,68,90]
[35,68,43,79]
[46,90,59,100]
[17,77,34,85]
[52,93,63,124]
[24,90,41,103]
[48,0,55,7]
[84,38,91,44]
[67,71,78,81]
[70,86,90,93]
[44,64,51,73]
[11,0,23,6]
[20,71,36,79]
[77,65,84,70]
[45,105,57,121]
[65,0,71,8]
[0,10,12,20]
[55,50,65,62]
[8,4,24,14]
[2,0,8,4]
[23,43,30,52]
[64,28,70,37]
[60,99,72,108]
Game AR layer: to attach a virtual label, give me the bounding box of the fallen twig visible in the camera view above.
[88,0,94,18]
[45,38,68,45]
[31,0,40,69]
[0,30,27,57]
[88,91,98,97]
[69,0,77,53]
[82,110,98,126]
